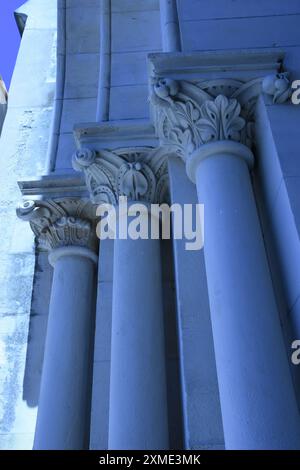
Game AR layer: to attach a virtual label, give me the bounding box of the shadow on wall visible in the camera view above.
[161,238,185,449]
[22,251,53,408]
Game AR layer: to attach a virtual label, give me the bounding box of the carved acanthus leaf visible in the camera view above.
[72,147,169,204]
[43,217,92,250]
[198,95,245,143]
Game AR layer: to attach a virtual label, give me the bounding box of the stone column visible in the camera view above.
[73,147,170,450]
[109,205,168,449]
[188,140,300,449]
[17,200,98,450]
[152,81,300,449]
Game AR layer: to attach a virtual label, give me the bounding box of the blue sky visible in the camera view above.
[0,0,26,88]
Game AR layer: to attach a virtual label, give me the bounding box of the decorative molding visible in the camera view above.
[38,216,92,251]
[18,174,88,199]
[73,120,158,151]
[150,74,291,160]
[148,50,285,81]
[16,198,97,252]
[72,147,169,205]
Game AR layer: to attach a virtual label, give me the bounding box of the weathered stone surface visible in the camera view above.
[0,0,56,450]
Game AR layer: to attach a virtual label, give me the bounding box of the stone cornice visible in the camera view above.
[148,49,285,82]
[73,120,158,151]
[18,174,88,199]
[16,198,98,252]
[72,147,169,205]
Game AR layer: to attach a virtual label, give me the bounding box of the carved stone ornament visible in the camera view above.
[16,198,97,251]
[72,147,169,205]
[150,74,291,161]
[262,72,292,104]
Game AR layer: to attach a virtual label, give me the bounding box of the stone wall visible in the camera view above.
[0,0,56,450]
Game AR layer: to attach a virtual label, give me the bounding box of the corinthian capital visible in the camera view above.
[16,198,97,252]
[72,147,169,205]
[150,75,291,161]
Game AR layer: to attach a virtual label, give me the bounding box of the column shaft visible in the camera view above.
[34,250,96,450]
[108,219,169,449]
[193,146,300,449]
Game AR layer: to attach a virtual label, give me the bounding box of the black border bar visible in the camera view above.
[0,450,300,466]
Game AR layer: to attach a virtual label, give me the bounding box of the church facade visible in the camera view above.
[1,0,300,450]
